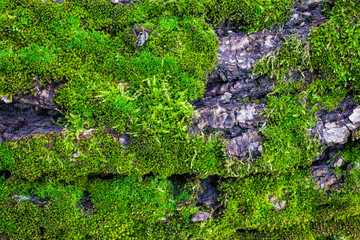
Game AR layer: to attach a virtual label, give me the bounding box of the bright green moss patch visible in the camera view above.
[252,38,322,172]
[257,93,320,172]
[0,128,227,181]
[87,176,175,238]
[217,171,320,234]
[214,170,360,238]
[0,0,229,181]
[253,35,312,80]
[0,176,179,239]
[311,0,360,96]
[229,214,360,239]
[3,130,134,182]
[136,0,296,33]
[0,178,87,239]
[2,173,359,239]
[0,0,299,183]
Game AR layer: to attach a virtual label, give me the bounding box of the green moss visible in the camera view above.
[257,93,321,172]
[253,35,312,80]
[3,129,135,182]
[1,128,227,181]
[213,169,360,238]
[310,0,360,97]
[86,176,175,238]
[136,0,296,33]
[1,0,360,238]
[0,176,178,239]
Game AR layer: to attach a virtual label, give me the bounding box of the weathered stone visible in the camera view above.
[349,106,360,124]
[235,105,259,128]
[314,99,360,146]
[322,122,350,145]
[191,211,211,222]
[330,156,345,168]
[212,5,325,87]
[192,103,264,159]
[311,163,340,190]
[78,129,96,141]
[0,100,63,141]
[273,200,287,211]
[191,3,326,162]
[345,120,360,131]
[228,130,262,157]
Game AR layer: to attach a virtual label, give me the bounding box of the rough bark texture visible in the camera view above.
[314,99,360,146]
[192,3,327,160]
[0,81,63,141]
[0,100,62,142]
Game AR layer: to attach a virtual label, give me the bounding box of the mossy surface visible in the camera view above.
[1,0,360,239]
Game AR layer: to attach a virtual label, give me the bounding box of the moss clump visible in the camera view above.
[214,169,360,238]
[136,0,296,33]
[0,0,228,181]
[311,0,360,96]
[0,176,178,239]
[257,92,320,172]
[0,128,227,182]
[2,129,134,182]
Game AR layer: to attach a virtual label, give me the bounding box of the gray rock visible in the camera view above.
[137,32,149,47]
[314,100,360,146]
[322,122,350,145]
[349,106,360,124]
[191,211,211,222]
[191,101,264,159]
[228,130,262,157]
[0,100,63,141]
[191,3,326,163]
[330,156,345,168]
[345,121,360,131]
[78,129,96,141]
[274,200,287,211]
[235,105,259,128]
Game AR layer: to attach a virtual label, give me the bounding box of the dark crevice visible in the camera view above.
[0,170,11,179]
[196,176,220,209]
[142,172,155,180]
[167,173,196,199]
[79,191,94,217]
[0,99,63,142]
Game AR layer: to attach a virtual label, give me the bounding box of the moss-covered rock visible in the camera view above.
[1,0,360,239]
